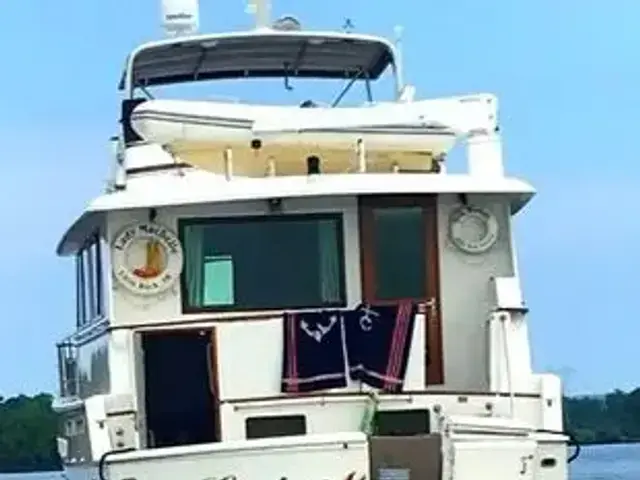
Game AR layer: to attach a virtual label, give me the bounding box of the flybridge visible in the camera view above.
[108,0,506,191]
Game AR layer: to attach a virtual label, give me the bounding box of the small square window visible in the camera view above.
[245,415,307,439]
[374,409,430,436]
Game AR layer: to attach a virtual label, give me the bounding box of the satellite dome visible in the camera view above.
[272,15,302,31]
[161,0,199,37]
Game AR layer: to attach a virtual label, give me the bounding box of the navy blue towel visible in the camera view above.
[345,302,417,393]
[281,310,348,393]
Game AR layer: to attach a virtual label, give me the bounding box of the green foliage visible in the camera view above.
[0,393,61,473]
[1,388,640,472]
[564,388,640,445]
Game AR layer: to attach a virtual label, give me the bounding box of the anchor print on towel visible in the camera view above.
[356,304,381,332]
[300,313,339,342]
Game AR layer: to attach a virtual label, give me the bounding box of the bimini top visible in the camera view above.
[119,30,397,92]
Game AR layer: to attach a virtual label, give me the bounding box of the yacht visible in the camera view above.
[52,1,577,479]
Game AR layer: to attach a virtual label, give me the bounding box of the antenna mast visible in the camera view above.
[246,0,271,29]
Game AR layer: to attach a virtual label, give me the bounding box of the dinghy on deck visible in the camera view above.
[129,98,461,175]
[128,93,498,177]
[130,98,457,152]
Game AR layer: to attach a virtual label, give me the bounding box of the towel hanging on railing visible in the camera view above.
[281,310,348,393]
[344,302,417,393]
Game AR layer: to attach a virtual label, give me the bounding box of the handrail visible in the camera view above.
[498,311,515,418]
[98,448,136,480]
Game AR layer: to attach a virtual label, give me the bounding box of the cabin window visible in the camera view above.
[360,197,433,302]
[179,214,346,312]
[74,417,86,434]
[57,343,79,398]
[245,415,307,439]
[371,207,426,300]
[374,409,431,436]
[76,233,104,327]
[64,420,75,437]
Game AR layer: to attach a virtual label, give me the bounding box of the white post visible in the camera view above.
[247,0,271,29]
[392,25,405,98]
[500,311,516,419]
[266,157,276,177]
[111,136,127,190]
[466,130,504,177]
[224,148,233,180]
[356,138,366,173]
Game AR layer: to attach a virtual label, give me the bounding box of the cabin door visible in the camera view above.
[358,195,444,385]
[141,328,220,447]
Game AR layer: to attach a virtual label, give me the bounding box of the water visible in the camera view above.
[0,475,65,480]
[0,443,638,480]
[570,444,640,480]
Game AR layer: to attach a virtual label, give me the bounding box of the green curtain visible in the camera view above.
[183,224,205,307]
[318,219,341,303]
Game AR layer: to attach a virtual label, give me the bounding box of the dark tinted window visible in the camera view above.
[371,207,426,300]
[245,415,307,439]
[180,214,346,312]
[76,234,104,327]
[375,409,431,436]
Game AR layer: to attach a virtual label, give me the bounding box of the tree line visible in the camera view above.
[0,393,61,473]
[1,389,640,472]
[564,388,640,444]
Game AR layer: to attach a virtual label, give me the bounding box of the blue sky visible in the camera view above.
[0,0,638,397]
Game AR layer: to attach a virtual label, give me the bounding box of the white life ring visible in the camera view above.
[448,206,499,254]
[111,222,184,296]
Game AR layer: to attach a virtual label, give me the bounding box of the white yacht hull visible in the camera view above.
[61,464,96,480]
[105,432,370,480]
[98,429,567,480]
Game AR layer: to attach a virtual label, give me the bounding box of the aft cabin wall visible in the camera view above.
[437,194,515,391]
[106,194,518,396]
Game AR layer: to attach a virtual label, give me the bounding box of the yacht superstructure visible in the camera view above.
[52,2,575,480]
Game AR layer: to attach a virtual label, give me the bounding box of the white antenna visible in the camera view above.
[162,0,200,37]
[246,0,271,29]
[393,25,405,93]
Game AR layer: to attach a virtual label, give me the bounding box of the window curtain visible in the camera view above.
[75,255,85,327]
[318,220,341,303]
[183,225,205,307]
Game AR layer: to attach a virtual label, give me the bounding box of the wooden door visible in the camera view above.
[358,195,444,385]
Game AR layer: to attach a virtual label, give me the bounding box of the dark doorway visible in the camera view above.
[142,329,219,448]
